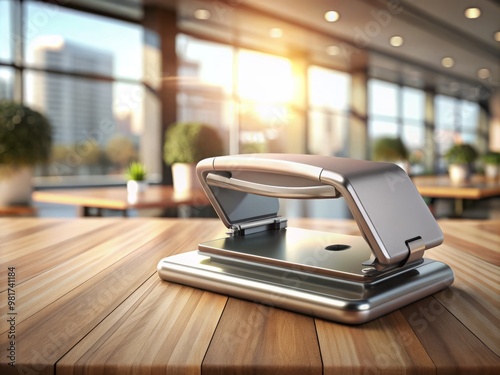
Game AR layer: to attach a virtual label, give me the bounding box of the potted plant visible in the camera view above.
[164,122,223,193]
[372,137,409,173]
[481,151,500,180]
[444,143,478,184]
[0,101,52,205]
[125,161,148,194]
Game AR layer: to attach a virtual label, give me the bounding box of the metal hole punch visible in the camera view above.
[157,154,454,324]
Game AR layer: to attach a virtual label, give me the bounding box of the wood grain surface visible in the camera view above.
[0,218,498,374]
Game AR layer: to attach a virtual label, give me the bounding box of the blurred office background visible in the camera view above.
[0,0,499,218]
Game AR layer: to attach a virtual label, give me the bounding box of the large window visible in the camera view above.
[435,95,480,171]
[237,49,294,153]
[368,79,426,167]
[176,34,233,152]
[307,66,351,156]
[176,34,295,154]
[2,0,157,184]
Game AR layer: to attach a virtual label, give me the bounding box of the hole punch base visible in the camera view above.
[158,228,454,324]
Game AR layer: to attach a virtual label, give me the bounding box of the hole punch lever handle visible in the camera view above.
[206,173,339,199]
[197,153,443,269]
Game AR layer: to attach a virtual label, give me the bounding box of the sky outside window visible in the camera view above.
[0,0,12,62]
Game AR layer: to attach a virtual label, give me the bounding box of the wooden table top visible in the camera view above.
[1,218,499,374]
[413,175,500,199]
[32,185,210,211]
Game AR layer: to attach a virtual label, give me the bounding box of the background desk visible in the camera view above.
[413,175,500,216]
[0,218,498,374]
[32,185,209,216]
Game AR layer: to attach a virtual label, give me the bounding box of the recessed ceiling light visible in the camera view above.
[494,31,500,42]
[269,28,283,38]
[389,36,404,47]
[324,11,340,23]
[477,68,490,79]
[193,9,211,20]
[464,7,481,19]
[326,45,340,56]
[441,57,455,68]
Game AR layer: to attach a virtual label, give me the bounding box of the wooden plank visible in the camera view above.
[0,219,224,375]
[0,220,167,325]
[316,311,435,375]
[57,277,227,375]
[400,296,500,374]
[425,244,500,356]
[438,221,500,265]
[0,218,64,241]
[0,219,114,288]
[202,298,322,375]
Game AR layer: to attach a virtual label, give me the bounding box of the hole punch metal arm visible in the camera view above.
[197,153,443,270]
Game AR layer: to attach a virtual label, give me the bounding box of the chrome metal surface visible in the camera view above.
[157,251,455,324]
[206,173,338,199]
[199,227,376,281]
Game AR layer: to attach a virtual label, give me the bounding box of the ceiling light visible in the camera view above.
[464,7,481,19]
[477,68,490,79]
[389,36,404,47]
[193,9,211,20]
[441,57,455,68]
[494,31,500,42]
[326,45,340,56]
[269,28,283,38]
[324,11,340,23]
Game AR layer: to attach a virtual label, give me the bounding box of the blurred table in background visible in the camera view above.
[0,205,36,217]
[32,185,210,217]
[413,175,500,216]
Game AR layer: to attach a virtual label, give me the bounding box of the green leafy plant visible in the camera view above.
[163,122,224,165]
[444,143,478,164]
[481,151,500,165]
[0,101,52,170]
[372,137,409,162]
[125,162,148,181]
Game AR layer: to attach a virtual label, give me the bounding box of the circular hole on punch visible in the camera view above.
[325,244,351,251]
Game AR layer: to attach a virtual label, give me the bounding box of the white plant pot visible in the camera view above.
[0,167,34,205]
[485,164,499,180]
[127,180,148,195]
[449,164,470,184]
[171,163,201,193]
